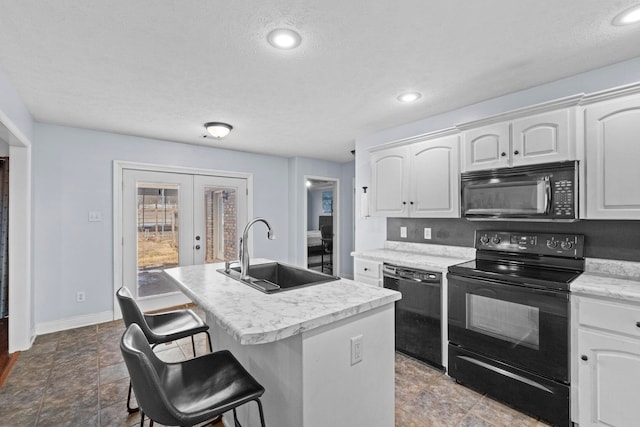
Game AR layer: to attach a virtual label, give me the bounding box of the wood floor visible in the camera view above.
[0,306,551,426]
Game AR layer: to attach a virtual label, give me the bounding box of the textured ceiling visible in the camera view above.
[1,0,640,162]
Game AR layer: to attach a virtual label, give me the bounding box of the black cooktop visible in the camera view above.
[449,259,583,291]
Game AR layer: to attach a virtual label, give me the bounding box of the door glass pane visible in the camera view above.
[467,294,540,349]
[137,184,179,297]
[203,186,237,263]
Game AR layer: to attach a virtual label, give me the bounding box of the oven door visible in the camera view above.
[447,273,569,382]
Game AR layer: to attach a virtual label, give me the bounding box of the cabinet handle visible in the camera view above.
[402,201,407,205]
[636,321,640,328]
[410,201,414,205]
[514,150,520,155]
[500,152,506,157]
[581,355,588,361]
[364,268,369,272]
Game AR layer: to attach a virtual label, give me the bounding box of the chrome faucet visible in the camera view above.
[239,218,275,280]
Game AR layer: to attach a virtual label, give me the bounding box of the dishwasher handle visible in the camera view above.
[383,264,441,284]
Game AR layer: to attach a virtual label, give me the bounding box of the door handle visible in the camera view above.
[195,245,201,250]
[195,235,201,241]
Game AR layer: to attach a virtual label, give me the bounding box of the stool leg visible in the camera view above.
[205,331,213,353]
[255,399,266,427]
[191,335,196,357]
[140,411,145,427]
[127,381,140,413]
[233,408,241,427]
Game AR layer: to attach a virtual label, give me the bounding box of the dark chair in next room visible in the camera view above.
[320,224,333,274]
[121,323,266,427]
[116,286,213,413]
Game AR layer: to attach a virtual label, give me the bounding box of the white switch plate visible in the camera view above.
[351,335,363,365]
[400,226,407,238]
[76,291,86,303]
[424,227,432,239]
[88,211,102,222]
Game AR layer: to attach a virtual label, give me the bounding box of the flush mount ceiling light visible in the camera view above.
[204,122,233,138]
[613,4,640,25]
[397,92,422,103]
[267,28,302,49]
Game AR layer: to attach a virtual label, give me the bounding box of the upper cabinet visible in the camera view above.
[369,131,460,218]
[583,86,640,219]
[460,98,580,172]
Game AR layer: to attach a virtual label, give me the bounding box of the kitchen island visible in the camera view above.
[164,259,401,427]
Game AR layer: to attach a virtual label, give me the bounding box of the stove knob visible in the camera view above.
[561,241,574,250]
[480,236,490,244]
[491,237,501,244]
[546,240,558,249]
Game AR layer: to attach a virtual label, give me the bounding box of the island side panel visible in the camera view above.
[207,314,304,427]
[302,303,395,427]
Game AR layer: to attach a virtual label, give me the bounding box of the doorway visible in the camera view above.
[119,166,248,312]
[305,177,338,275]
[0,158,8,376]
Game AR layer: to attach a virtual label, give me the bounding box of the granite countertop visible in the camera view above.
[352,241,475,273]
[571,258,640,302]
[164,259,401,345]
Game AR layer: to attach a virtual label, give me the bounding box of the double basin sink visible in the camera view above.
[218,262,340,293]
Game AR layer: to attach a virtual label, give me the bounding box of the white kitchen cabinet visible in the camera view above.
[583,88,640,219]
[353,257,382,287]
[462,108,575,172]
[369,132,460,218]
[573,296,640,426]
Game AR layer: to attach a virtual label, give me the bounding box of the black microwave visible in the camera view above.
[460,161,578,221]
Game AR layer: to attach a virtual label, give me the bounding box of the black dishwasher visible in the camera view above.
[383,263,443,370]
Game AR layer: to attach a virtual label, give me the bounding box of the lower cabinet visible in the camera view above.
[573,296,640,426]
[353,257,382,287]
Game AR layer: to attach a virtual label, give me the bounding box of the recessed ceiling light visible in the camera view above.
[204,122,233,138]
[267,28,302,49]
[397,92,422,103]
[613,4,640,25]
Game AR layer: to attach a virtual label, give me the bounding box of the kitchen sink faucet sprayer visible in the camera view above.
[240,218,275,280]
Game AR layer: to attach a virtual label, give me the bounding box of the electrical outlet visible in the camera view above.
[76,291,86,303]
[351,335,363,365]
[424,227,432,239]
[88,211,102,222]
[400,226,407,238]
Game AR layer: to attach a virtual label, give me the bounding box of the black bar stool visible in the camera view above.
[121,323,266,427]
[116,286,213,413]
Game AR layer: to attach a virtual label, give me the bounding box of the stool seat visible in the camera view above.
[143,309,209,343]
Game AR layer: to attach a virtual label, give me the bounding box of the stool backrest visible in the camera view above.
[116,287,152,337]
[120,323,179,425]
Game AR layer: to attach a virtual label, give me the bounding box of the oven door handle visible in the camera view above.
[543,177,551,215]
[458,356,554,394]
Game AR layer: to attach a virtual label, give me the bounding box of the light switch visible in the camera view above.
[400,226,407,238]
[88,211,102,222]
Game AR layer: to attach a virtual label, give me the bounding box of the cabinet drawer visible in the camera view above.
[354,259,381,279]
[579,297,640,338]
[356,275,383,288]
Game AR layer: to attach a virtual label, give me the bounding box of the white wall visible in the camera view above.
[288,157,355,277]
[32,123,293,328]
[355,56,640,251]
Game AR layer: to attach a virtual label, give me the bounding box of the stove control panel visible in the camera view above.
[476,231,584,258]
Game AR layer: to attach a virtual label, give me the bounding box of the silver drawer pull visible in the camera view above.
[363,268,369,271]
[581,355,588,361]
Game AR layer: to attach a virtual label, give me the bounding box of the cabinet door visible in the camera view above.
[462,123,510,171]
[369,147,409,216]
[585,94,640,219]
[511,109,573,166]
[409,134,460,217]
[578,329,640,427]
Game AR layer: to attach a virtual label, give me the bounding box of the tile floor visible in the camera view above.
[0,306,551,427]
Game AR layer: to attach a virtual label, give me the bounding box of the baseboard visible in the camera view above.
[35,311,114,335]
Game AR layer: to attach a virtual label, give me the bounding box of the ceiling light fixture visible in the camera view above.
[397,92,422,103]
[613,4,640,25]
[267,28,302,49]
[204,122,233,138]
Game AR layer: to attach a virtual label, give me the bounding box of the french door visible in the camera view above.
[122,169,247,311]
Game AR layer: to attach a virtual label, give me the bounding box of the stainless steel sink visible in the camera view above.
[217,262,340,293]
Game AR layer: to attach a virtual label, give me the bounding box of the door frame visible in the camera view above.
[303,175,339,276]
[113,161,253,319]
